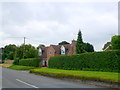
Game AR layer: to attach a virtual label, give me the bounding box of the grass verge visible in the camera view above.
[30,68,119,84]
[0,63,12,68]
[8,65,37,70]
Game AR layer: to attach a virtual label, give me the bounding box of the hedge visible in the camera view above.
[19,58,41,67]
[48,50,120,72]
[13,58,19,65]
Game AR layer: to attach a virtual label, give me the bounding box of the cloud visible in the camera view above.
[0,2,118,51]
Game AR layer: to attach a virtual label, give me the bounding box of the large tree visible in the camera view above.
[37,44,45,49]
[83,43,94,52]
[111,35,120,50]
[76,30,94,54]
[76,30,85,54]
[16,44,38,59]
[2,44,17,60]
[58,41,70,45]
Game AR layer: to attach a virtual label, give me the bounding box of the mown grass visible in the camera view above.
[0,63,12,68]
[30,68,119,83]
[8,65,37,70]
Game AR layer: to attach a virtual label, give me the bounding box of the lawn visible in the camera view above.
[8,65,37,70]
[0,63,12,68]
[30,68,119,83]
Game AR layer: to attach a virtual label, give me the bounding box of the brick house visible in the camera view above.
[38,40,76,67]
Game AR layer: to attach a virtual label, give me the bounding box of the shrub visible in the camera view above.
[48,51,120,72]
[111,35,120,50]
[19,58,41,67]
[13,58,19,65]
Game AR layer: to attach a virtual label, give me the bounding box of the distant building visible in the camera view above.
[38,40,76,67]
[102,42,111,51]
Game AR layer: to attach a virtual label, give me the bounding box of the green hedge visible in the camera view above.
[48,51,120,72]
[19,58,41,67]
[13,58,19,65]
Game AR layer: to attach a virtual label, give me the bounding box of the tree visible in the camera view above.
[37,44,45,49]
[2,44,17,60]
[76,30,85,54]
[58,41,70,45]
[83,43,94,52]
[16,44,38,59]
[111,35,120,50]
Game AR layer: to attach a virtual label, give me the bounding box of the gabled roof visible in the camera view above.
[102,42,111,50]
[50,44,72,55]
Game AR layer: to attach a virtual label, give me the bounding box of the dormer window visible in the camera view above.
[50,50,52,55]
[61,45,65,55]
[38,48,42,56]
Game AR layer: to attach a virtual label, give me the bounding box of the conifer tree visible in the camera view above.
[76,30,85,54]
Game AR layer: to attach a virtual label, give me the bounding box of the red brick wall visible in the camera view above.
[45,40,76,66]
[46,46,55,65]
[4,60,14,64]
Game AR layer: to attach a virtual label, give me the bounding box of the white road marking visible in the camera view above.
[16,79,39,88]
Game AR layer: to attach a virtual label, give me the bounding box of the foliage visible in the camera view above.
[58,41,70,45]
[76,30,94,54]
[2,44,17,60]
[2,44,39,60]
[19,58,41,67]
[13,58,19,65]
[83,43,94,52]
[49,51,120,72]
[8,65,36,70]
[37,44,45,49]
[16,44,38,59]
[111,35,120,50]
[76,30,85,54]
[30,68,119,83]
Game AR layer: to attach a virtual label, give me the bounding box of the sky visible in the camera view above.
[0,0,118,51]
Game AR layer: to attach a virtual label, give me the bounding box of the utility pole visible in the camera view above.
[6,36,27,59]
[23,37,26,59]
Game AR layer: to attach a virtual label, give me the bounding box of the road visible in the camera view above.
[2,68,101,88]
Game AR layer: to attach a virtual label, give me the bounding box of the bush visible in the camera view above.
[111,35,120,50]
[48,51,120,72]
[13,58,19,65]
[19,58,41,67]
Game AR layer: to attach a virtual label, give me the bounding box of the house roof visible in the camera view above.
[102,42,111,50]
[50,44,72,55]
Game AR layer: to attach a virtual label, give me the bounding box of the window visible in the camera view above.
[50,50,52,54]
[61,46,65,55]
[38,48,42,56]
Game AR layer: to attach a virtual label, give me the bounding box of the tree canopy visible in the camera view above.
[2,44,17,60]
[58,41,70,45]
[111,35,120,50]
[76,30,94,54]
[76,30,85,54]
[37,44,45,49]
[2,44,38,60]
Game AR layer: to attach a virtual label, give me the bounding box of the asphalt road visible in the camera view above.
[2,68,101,88]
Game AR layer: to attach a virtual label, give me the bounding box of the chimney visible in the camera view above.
[72,39,76,44]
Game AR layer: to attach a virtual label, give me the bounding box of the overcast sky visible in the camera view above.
[0,1,118,51]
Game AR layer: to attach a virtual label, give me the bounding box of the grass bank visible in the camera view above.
[8,65,37,70]
[0,63,12,68]
[30,68,119,84]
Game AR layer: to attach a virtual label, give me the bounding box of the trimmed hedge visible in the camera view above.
[48,51,120,72]
[13,58,19,65]
[19,58,41,67]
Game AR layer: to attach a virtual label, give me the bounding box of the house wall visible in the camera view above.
[72,41,76,54]
[4,60,14,64]
[46,46,55,65]
[40,40,77,67]
[67,40,76,55]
